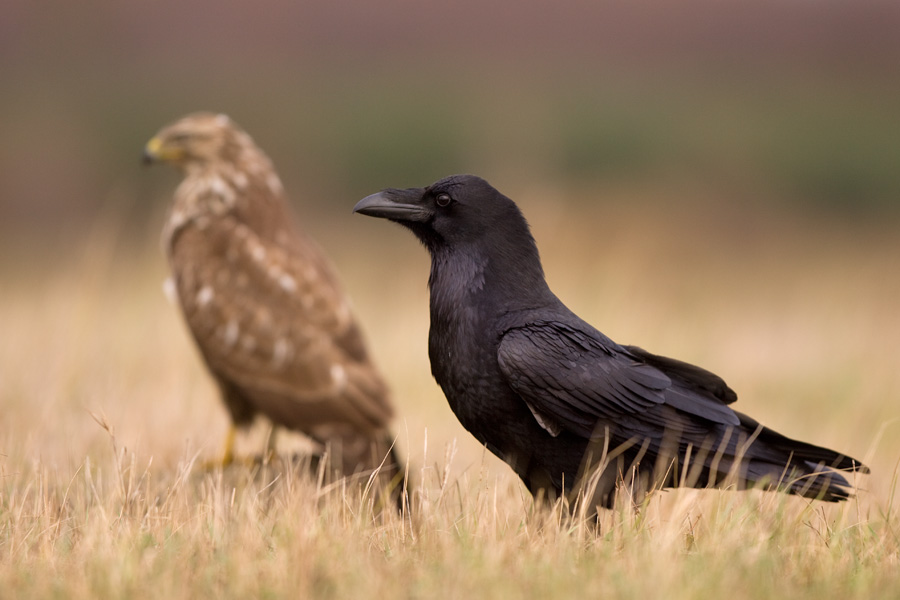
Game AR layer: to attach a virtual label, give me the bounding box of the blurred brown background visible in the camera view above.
[3,0,900,243]
[0,6,899,595]
[1,0,898,487]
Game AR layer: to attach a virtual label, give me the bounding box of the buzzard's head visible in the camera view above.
[144,112,247,172]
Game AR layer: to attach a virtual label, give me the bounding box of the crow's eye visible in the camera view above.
[435,193,452,207]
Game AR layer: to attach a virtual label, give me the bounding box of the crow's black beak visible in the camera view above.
[353,188,432,222]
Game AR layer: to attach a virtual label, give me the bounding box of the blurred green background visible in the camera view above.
[3,0,900,249]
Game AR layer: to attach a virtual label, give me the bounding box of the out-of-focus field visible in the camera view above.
[1,186,898,598]
[3,1,900,596]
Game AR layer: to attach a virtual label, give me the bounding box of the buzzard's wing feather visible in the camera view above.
[173,213,392,433]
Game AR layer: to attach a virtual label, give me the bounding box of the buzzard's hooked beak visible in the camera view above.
[142,136,184,165]
[353,188,431,223]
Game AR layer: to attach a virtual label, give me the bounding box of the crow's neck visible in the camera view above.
[427,239,554,328]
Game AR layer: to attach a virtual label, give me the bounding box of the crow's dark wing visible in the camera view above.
[497,321,739,438]
[623,345,738,405]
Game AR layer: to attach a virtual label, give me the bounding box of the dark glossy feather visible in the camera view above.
[354,174,867,509]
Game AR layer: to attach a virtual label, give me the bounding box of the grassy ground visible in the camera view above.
[1,185,898,598]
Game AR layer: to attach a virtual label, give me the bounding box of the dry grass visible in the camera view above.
[1,186,899,598]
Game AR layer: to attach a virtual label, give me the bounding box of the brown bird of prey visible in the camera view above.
[144,112,402,487]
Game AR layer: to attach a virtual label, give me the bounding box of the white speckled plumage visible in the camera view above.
[147,112,400,479]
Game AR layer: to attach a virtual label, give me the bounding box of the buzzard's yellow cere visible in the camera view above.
[145,113,402,491]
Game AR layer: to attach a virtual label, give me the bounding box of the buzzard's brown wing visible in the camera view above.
[170,211,393,435]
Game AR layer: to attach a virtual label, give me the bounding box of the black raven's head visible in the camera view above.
[353,174,532,253]
[354,174,551,306]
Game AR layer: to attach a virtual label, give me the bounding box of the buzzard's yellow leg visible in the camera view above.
[221,425,237,467]
[265,426,278,463]
[207,425,277,469]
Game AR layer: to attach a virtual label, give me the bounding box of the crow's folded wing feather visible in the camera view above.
[497,321,739,438]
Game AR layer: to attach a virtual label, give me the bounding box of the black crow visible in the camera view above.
[354,174,866,509]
